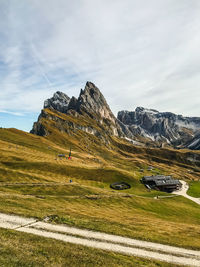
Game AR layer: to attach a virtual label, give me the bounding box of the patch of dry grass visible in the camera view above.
[0,228,178,267]
[0,127,200,252]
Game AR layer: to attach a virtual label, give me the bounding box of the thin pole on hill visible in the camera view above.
[68,147,72,160]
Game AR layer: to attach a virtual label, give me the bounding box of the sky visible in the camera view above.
[0,0,200,132]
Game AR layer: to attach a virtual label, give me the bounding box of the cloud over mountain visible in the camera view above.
[1,0,200,132]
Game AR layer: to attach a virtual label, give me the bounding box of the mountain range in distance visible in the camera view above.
[31,81,200,150]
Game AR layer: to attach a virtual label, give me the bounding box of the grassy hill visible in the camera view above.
[0,126,200,265]
[0,228,178,267]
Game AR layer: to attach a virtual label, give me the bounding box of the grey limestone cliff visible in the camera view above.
[31,82,131,139]
[44,91,70,113]
[118,107,200,147]
[31,83,200,150]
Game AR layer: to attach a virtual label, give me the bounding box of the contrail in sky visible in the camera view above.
[30,42,53,88]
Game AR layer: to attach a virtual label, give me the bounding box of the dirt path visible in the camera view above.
[0,212,200,266]
[172,180,200,205]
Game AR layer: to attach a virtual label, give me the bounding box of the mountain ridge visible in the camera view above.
[31,82,200,150]
[118,108,200,149]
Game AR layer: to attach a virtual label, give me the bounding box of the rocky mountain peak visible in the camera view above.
[77,81,115,122]
[78,81,104,105]
[44,91,70,113]
[32,82,200,150]
[32,82,125,139]
[43,82,115,122]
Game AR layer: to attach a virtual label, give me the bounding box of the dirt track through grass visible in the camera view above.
[0,212,200,266]
[173,181,200,205]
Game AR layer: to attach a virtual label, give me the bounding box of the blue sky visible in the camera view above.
[1,0,200,132]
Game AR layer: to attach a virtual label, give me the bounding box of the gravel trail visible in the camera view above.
[0,212,200,266]
[172,180,200,205]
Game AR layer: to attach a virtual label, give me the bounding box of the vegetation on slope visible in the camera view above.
[0,127,200,254]
[187,181,200,197]
[0,228,178,267]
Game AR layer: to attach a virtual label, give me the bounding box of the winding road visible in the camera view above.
[172,180,200,205]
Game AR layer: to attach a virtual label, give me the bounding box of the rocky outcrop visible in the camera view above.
[31,83,200,150]
[67,96,78,111]
[74,82,128,137]
[44,91,70,113]
[118,107,200,147]
[31,82,130,140]
[30,116,48,136]
[184,132,200,150]
[76,82,116,123]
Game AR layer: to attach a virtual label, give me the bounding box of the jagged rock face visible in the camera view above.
[31,82,127,139]
[76,82,116,124]
[67,96,78,111]
[43,82,117,124]
[118,107,200,146]
[44,91,70,113]
[30,120,48,136]
[31,84,200,150]
[184,132,200,150]
[78,82,139,137]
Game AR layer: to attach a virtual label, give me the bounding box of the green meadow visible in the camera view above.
[0,128,200,266]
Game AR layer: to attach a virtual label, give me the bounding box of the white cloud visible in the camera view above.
[0,0,200,127]
[0,109,24,116]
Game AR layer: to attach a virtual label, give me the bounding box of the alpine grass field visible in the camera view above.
[0,127,200,266]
